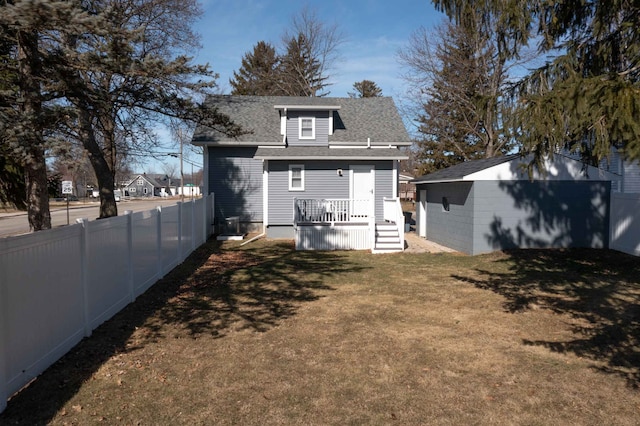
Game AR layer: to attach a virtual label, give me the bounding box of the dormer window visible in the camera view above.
[299,117,315,140]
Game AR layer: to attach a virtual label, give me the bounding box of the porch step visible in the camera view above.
[373,222,404,253]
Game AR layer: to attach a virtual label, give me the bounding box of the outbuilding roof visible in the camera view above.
[411,154,619,183]
[412,155,520,183]
[191,95,411,146]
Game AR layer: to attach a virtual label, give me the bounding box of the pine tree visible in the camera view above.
[1,0,242,222]
[230,41,282,95]
[400,18,516,175]
[349,80,382,98]
[0,0,83,230]
[277,33,325,97]
[0,17,26,209]
[434,0,640,165]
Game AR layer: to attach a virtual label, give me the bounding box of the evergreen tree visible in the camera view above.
[0,150,26,209]
[433,0,640,165]
[349,80,382,98]
[0,16,26,209]
[400,18,516,175]
[0,0,84,230]
[282,7,344,97]
[277,33,325,97]
[228,7,344,97]
[230,41,282,95]
[1,0,242,222]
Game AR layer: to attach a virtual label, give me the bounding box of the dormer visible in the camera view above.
[274,104,341,147]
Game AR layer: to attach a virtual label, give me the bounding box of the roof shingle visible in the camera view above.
[192,95,411,145]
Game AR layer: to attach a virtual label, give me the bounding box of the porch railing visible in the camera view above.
[294,198,372,224]
[383,197,405,250]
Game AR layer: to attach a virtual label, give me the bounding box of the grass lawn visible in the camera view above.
[2,238,639,425]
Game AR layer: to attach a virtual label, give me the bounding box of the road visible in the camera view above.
[0,198,186,238]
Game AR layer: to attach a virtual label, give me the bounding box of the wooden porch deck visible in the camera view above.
[293,198,405,253]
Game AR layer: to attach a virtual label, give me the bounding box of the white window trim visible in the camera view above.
[289,164,305,191]
[298,117,315,140]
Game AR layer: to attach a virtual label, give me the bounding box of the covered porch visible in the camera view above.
[293,198,405,253]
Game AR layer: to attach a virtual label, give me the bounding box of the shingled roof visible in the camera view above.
[412,153,619,183]
[411,155,521,183]
[192,95,411,145]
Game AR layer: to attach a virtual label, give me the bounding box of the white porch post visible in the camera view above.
[393,160,398,199]
[263,160,268,232]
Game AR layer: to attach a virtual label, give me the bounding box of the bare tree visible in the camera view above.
[1,0,241,226]
[278,7,345,96]
[399,18,529,174]
[57,0,240,218]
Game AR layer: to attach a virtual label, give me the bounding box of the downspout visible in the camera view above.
[240,232,265,246]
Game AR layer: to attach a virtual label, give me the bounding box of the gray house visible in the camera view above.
[191,95,411,252]
[123,174,168,198]
[412,154,618,255]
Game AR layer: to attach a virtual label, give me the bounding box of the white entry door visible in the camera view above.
[350,165,374,218]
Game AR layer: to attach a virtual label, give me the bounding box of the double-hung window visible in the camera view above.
[289,165,305,191]
[299,117,315,140]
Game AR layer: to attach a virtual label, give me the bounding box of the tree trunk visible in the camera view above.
[24,145,52,231]
[18,29,51,231]
[78,108,117,218]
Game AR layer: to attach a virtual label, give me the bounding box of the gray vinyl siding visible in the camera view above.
[286,111,330,146]
[373,162,393,218]
[267,160,394,225]
[473,180,610,254]
[420,180,611,255]
[207,146,263,224]
[623,159,640,193]
[423,182,474,254]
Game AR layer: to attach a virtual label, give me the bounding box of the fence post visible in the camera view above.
[156,206,163,278]
[191,199,196,252]
[202,195,208,242]
[177,202,183,262]
[76,218,92,337]
[125,211,134,302]
[0,240,7,413]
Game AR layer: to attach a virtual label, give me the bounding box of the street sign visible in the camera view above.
[62,181,73,194]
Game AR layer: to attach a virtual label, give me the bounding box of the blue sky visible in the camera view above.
[193,0,445,98]
[149,1,446,174]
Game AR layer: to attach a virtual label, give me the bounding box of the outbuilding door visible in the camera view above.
[350,165,375,218]
[418,189,427,238]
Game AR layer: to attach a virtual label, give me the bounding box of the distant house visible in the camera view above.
[411,154,619,255]
[399,173,416,201]
[191,95,411,252]
[123,174,173,198]
[605,148,640,193]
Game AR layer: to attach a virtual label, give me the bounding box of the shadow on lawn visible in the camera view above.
[1,238,362,424]
[452,249,640,388]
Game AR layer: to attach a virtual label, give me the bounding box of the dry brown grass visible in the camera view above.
[2,239,639,425]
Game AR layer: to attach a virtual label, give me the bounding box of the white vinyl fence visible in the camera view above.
[609,193,640,256]
[0,196,215,413]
